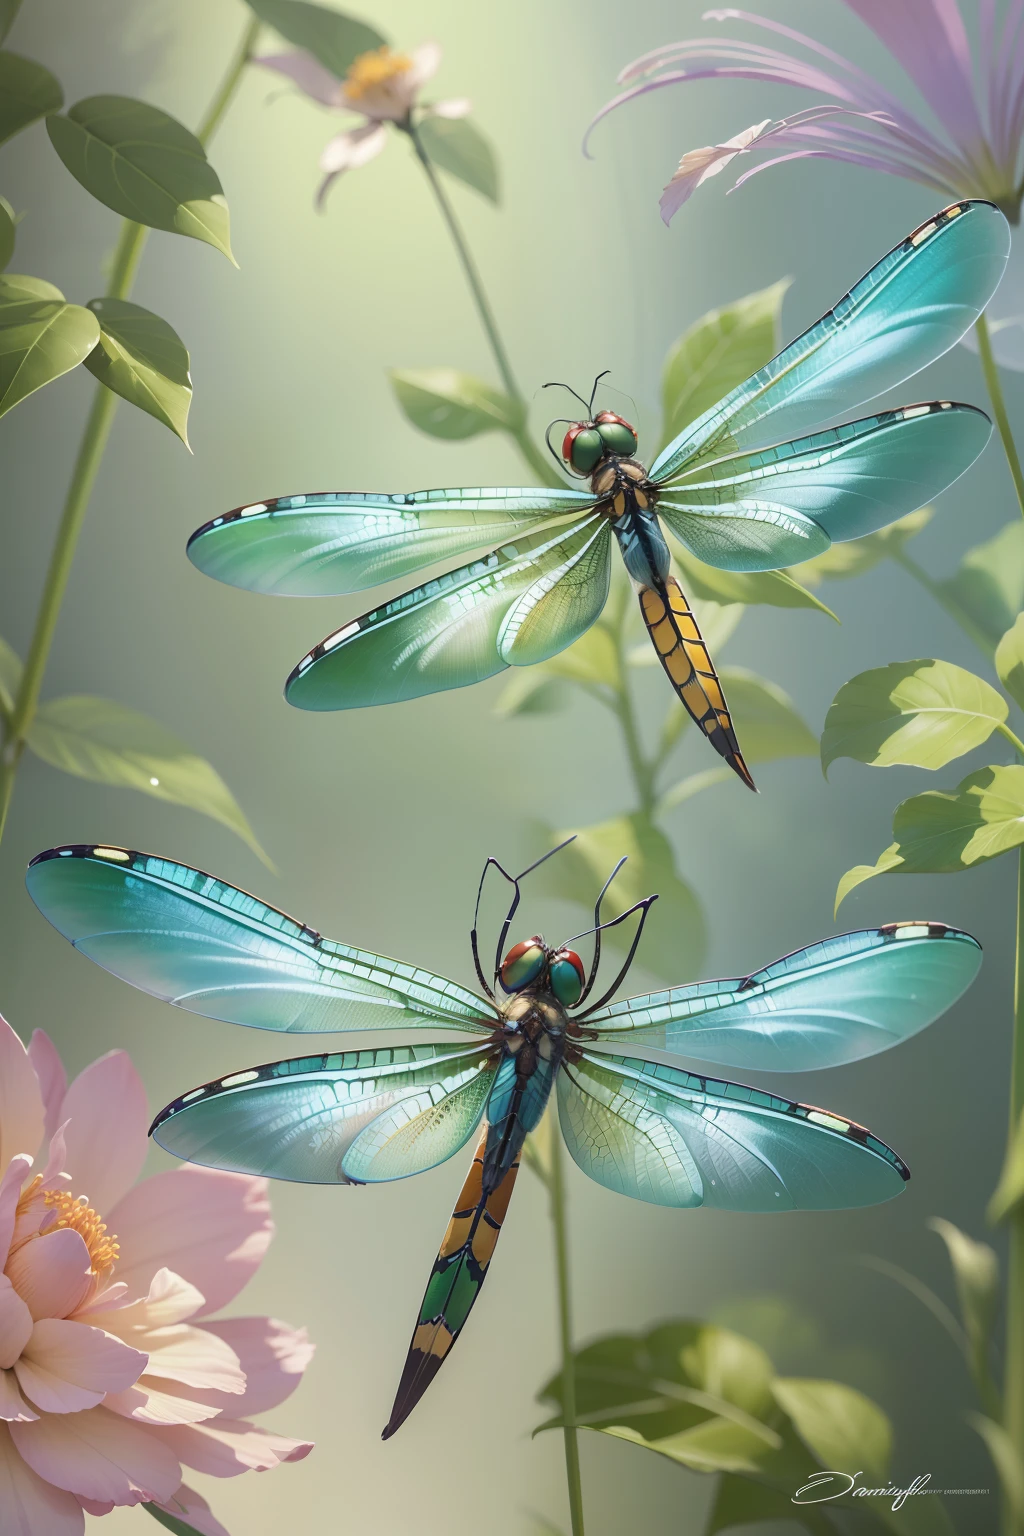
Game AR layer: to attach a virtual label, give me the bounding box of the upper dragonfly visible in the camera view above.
[187,200,1008,790]
[27,840,981,1439]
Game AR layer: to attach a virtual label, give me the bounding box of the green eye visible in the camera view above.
[570,429,604,472]
[549,950,586,1007]
[500,939,546,993]
[597,421,637,457]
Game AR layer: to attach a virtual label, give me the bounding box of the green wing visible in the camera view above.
[150,1043,499,1183]
[656,403,991,571]
[650,199,1008,480]
[186,486,594,596]
[557,1050,908,1210]
[285,514,611,711]
[26,845,495,1034]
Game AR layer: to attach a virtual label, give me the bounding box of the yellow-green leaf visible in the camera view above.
[821,659,1008,774]
[541,622,621,691]
[835,844,903,914]
[599,1416,778,1474]
[416,115,499,202]
[792,506,933,587]
[997,613,1024,712]
[660,278,790,448]
[0,51,61,145]
[493,672,569,718]
[83,298,192,444]
[0,632,21,717]
[772,1378,890,1480]
[47,97,234,260]
[390,367,522,440]
[27,696,270,864]
[989,1107,1024,1223]
[968,1414,1024,1521]
[927,1218,998,1403]
[674,548,836,618]
[0,274,99,417]
[243,0,385,79]
[937,519,1024,655]
[0,195,15,270]
[707,1476,833,1536]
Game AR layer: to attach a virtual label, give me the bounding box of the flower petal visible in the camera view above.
[13,1319,147,1413]
[104,1380,221,1427]
[0,1370,38,1423]
[149,1482,231,1536]
[158,1419,314,1478]
[108,1166,272,1318]
[0,1423,83,1534]
[0,1157,33,1270]
[58,1050,149,1213]
[6,1230,92,1321]
[198,1317,315,1415]
[103,1268,204,1331]
[0,1277,33,1369]
[319,120,388,173]
[660,117,771,222]
[11,1405,181,1504]
[28,1033,66,1147]
[428,97,471,118]
[0,1019,44,1179]
[407,40,442,89]
[130,1326,245,1396]
[73,1281,129,1318]
[256,50,343,106]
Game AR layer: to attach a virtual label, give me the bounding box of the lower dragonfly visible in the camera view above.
[26,840,981,1437]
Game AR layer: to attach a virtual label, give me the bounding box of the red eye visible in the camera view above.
[561,423,586,461]
[594,410,635,435]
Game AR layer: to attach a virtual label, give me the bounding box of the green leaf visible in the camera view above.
[706,1474,833,1535]
[0,51,62,146]
[543,813,706,981]
[416,114,499,202]
[821,659,1008,774]
[540,621,622,692]
[717,667,817,764]
[143,1505,207,1536]
[390,367,522,441]
[26,696,270,864]
[997,613,1024,712]
[0,2,22,43]
[82,298,191,444]
[772,1377,891,1480]
[0,195,16,270]
[970,1413,1024,1519]
[989,1107,1024,1223]
[660,278,790,448]
[792,506,933,587]
[493,672,569,718]
[835,844,904,914]
[0,633,21,717]
[673,549,837,619]
[600,1416,779,1475]
[0,274,99,418]
[927,1218,998,1403]
[47,97,233,261]
[937,519,1024,655]
[243,0,385,79]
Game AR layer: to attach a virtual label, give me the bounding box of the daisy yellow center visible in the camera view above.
[43,1188,119,1274]
[343,45,413,101]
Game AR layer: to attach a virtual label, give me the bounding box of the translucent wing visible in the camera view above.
[26,846,495,1034]
[186,486,594,596]
[285,513,610,711]
[650,200,1008,482]
[558,1050,908,1210]
[656,403,991,572]
[583,922,981,1072]
[150,1042,499,1183]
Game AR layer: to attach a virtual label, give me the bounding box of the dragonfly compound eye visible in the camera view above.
[594,411,638,458]
[549,949,586,1007]
[500,938,547,993]
[561,424,605,474]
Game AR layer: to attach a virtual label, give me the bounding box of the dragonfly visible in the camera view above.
[186,199,1008,790]
[26,839,981,1437]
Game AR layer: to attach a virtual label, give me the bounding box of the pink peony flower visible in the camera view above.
[0,1016,313,1534]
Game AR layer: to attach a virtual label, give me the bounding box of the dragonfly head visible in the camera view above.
[560,412,638,474]
[500,937,586,1007]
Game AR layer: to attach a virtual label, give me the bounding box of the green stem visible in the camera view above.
[1004,850,1024,1536]
[610,608,656,816]
[997,721,1024,759]
[547,1109,585,1536]
[976,311,1024,521]
[407,122,561,488]
[0,18,259,846]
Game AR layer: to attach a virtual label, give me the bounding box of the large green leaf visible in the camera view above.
[997,613,1024,712]
[0,2,22,43]
[416,115,499,202]
[390,367,521,440]
[27,696,269,863]
[83,298,191,444]
[543,812,706,981]
[707,1475,832,1536]
[0,195,16,271]
[47,97,233,260]
[968,1414,1024,1522]
[674,549,836,618]
[660,278,789,449]
[0,274,99,418]
[927,1219,998,1403]
[243,0,385,79]
[772,1377,890,1480]
[989,1107,1024,1223]
[835,764,1024,910]
[0,51,61,146]
[601,1416,778,1475]
[937,520,1024,655]
[821,659,1008,774]
[792,507,933,587]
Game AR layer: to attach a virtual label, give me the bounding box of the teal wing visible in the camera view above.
[150,1042,499,1183]
[656,403,991,571]
[557,1050,908,1210]
[582,922,981,1072]
[285,513,611,711]
[186,486,594,596]
[26,845,495,1034]
[650,200,1008,481]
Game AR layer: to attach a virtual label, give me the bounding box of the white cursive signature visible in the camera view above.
[793,1470,935,1510]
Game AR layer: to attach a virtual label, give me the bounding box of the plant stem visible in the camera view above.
[1005,849,1024,1536]
[976,312,1024,521]
[0,17,259,846]
[547,1108,585,1536]
[408,123,562,489]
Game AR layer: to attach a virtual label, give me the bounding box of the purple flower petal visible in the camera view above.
[256,52,343,107]
[316,122,388,209]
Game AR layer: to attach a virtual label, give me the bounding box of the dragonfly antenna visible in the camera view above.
[542,379,593,413]
[588,369,612,412]
[470,837,578,996]
[574,892,660,1019]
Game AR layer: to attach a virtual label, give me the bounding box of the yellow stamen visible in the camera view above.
[42,1189,119,1274]
[343,45,413,101]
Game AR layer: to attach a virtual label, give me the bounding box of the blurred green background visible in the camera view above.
[2,0,1017,1530]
